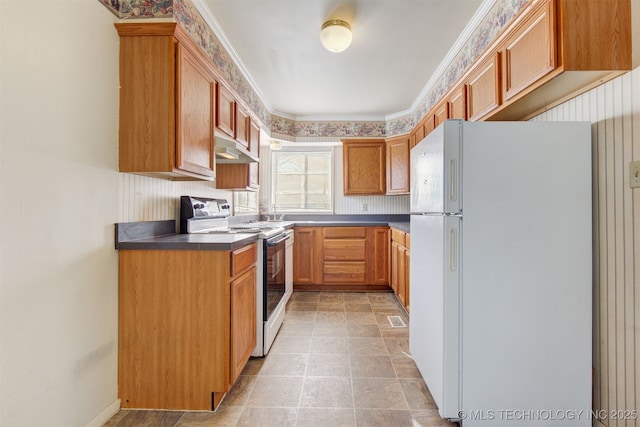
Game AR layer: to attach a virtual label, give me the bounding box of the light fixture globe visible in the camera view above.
[320,19,352,53]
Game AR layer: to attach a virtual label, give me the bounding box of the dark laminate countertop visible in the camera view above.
[115,215,410,251]
[388,222,410,233]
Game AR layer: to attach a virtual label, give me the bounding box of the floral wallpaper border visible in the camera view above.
[101,0,529,139]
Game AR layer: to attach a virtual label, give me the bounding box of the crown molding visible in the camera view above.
[410,0,499,113]
[189,0,273,112]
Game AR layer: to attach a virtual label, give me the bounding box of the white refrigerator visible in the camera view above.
[409,120,592,426]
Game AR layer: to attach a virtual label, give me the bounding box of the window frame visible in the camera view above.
[269,146,334,214]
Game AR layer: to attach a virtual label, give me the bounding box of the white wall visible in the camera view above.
[0,1,121,426]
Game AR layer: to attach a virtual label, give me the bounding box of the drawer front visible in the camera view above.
[323,239,366,261]
[323,227,366,239]
[391,229,406,245]
[231,242,257,277]
[323,262,366,283]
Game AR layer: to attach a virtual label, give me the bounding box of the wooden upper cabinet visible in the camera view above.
[342,139,386,195]
[176,44,216,178]
[433,100,450,128]
[249,120,260,157]
[385,135,410,195]
[423,114,436,136]
[235,104,249,148]
[115,23,216,181]
[216,84,235,139]
[448,84,467,120]
[502,0,555,102]
[466,52,501,121]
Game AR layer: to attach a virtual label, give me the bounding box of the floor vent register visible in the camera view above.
[387,315,406,328]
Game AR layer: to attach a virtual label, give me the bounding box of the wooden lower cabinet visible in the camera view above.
[118,243,257,411]
[391,228,410,312]
[293,226,389,290]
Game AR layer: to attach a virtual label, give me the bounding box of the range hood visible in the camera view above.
[215,135,258,164]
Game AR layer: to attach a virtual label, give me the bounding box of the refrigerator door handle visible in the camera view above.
[449,228,458,272]
[449,159,457,202]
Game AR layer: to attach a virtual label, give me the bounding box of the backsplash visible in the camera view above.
[118,173,232,223]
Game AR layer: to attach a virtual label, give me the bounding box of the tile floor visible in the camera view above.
[104,291,458,427]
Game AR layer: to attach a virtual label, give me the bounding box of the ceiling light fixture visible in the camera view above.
[320,19,352,53]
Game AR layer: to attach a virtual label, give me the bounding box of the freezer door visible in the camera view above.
[409,214,461,420]
[410,120,461,214]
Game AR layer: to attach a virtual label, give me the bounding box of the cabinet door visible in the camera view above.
[175,45,216,178]
[342,140,386,195]
[216,163,259,191]
[503,0,555,101]
[293,227,320,284]
[391,241,399,294]
[249,120,260,157]
[423,114,436,136]
[236,104,249,148]
[216,85,235,138]
[405,236,410,313]
[366,227,389,286]
[448,84,467,120]
[466,52,501,121]
[230,266,256,383]
[434,101,449,128]
[386,136,410,195]
[397,245,407,307]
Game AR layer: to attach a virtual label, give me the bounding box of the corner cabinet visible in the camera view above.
[116,23,216,181]
[342,140,386,195]
[118,242,257,411]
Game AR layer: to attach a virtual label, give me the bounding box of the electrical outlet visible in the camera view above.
[631,160,640,189]
[362,203,368,212]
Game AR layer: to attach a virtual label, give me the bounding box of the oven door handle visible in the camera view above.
[266,233,290,246]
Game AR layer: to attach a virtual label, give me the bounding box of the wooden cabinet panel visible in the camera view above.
[448,84,467,120]
[466,52,501,121]
[342,140,386,195]
[385,135,410,195]
[293,227,321,284]
[116,23,217,181]
[390,228,410,311]
[294,226,389,289]
[503,0,555,101]
[216,162,259,191]
[249,120,260,157]
[230,266,256,383]
[323,239,366,261]
[216,85,235,138]
[235,104,249,148]
[414,125,425,146]
[367,227,389,286]
[434,101,449,128]
[423,114,436,136]
[323,262,366,283]
[324,227,365,239]
[118,249,231,410]
[175,45,215,178]
[230,242,257,276]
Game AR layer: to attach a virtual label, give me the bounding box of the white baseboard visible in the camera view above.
[86,399,120,427]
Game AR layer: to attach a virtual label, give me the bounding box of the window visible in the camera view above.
[271,149,332,213]
[233,191,258,214]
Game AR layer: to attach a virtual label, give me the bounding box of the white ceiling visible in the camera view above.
[196,0,489,120]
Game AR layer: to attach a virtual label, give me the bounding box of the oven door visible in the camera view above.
[263,233,288,321]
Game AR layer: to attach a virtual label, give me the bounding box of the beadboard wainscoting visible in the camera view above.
[118,173,233,223]
[532,67,640,427]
